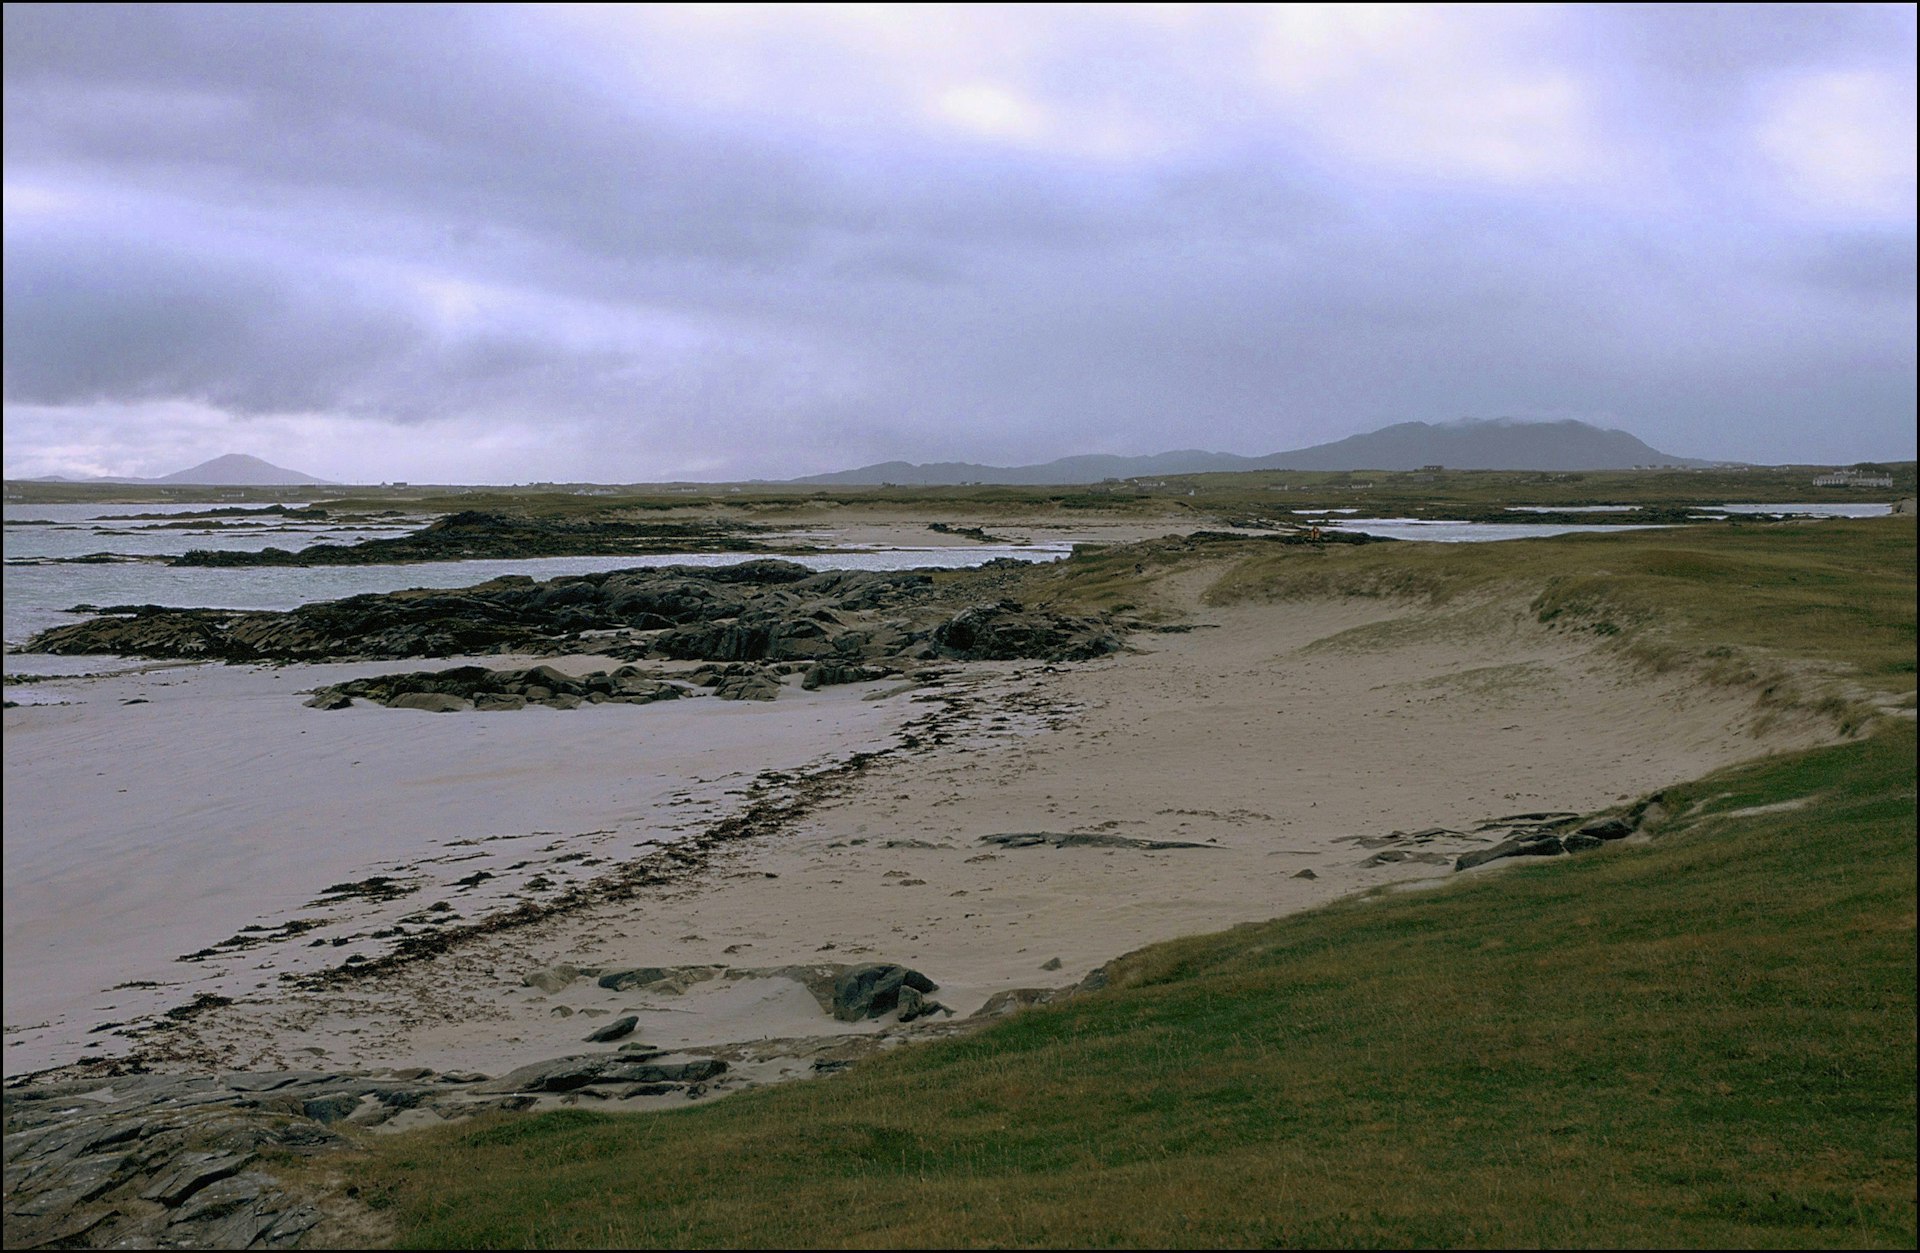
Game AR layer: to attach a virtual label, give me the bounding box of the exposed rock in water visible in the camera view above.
[24,558,1139,678]
[169,510,774,566]
[22,563,932,664]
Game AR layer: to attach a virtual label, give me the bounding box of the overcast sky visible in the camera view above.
[4,4,1915,482]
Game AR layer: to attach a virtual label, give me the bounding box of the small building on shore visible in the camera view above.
[1813,469,1894,488]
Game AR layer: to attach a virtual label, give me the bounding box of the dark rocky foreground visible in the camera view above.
[2,961,1100,1250]
[26,560,1124,668]
[168,510,773,566]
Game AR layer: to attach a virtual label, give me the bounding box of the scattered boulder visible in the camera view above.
[523,965,581,994]
[832,964,938,1021]
[583,1015,638,1043]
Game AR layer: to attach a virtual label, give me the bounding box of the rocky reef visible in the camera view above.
[26,561,1123,669]
[169,510,773,566]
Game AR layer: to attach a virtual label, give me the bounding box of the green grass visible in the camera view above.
[345,724,1916,1248]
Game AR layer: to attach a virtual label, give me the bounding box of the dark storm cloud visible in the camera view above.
[4,4,1914,481]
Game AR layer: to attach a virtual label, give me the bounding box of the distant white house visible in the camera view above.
[1813,469,1894,488]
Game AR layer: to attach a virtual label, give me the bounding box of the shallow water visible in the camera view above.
[1324,518,1672,543]
[2,503,1072,650]
[1706,502,1893,517]
[2,661,936,1075]
[1505,505,1640,513]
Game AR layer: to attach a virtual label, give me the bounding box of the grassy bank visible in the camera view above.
[341,723,1915,1248]
[336,517,1915,1249]
[1028,516,1914,732]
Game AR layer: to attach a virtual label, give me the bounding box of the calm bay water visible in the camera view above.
[1,504,1073,660]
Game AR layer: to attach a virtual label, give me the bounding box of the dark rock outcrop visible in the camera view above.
[171,510,773,566]
[832,964,939,1021]
[304,663,687,712]
[25,564,934,664]
[932,601,1120,662]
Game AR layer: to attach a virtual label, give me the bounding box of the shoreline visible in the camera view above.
[6,579,1831,1087]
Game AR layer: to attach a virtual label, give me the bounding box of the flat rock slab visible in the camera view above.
[140,1150,256,1206]
[583,1015,639,1043]
[980,832,1215,851]
[474,1055,727,1094]
[1456,834,1567,871]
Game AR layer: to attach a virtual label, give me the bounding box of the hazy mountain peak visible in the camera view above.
[154,454,335,485]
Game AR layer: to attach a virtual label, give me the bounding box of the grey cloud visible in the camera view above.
[4,4,1914,479]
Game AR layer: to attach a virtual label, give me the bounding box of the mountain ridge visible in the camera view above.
[792,419,1711,485]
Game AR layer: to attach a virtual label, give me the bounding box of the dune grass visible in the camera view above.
[1202,516,1917,727]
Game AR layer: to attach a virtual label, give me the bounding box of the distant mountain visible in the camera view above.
[1256,419,1706,473]
[152,454,335,485]
[796,450,1252,487]
[791,419,1707,485]
[23,454,336,486]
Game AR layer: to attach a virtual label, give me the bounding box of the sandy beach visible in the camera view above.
[3,569,1830,1088]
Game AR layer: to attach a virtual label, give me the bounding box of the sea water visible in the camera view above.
[2,504,1071,658]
